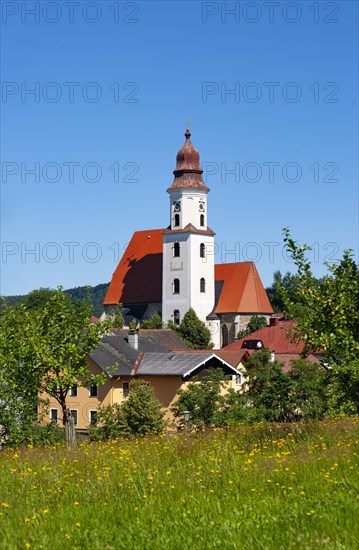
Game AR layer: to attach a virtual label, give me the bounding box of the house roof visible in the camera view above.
[104,232,272,316]
[214,262,273,314]
[90,329,190,376]
[104,229,163,305]
[224,320,306,354]
[135,352,240,377]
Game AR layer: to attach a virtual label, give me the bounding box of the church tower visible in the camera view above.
[162,128,215,329]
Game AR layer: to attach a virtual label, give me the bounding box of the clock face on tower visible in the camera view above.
[174,201,181,212]
[199,201,205,212]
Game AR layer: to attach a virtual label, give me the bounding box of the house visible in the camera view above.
[223,316,322,372]
[104,128,273,348]
[44,329,249,429]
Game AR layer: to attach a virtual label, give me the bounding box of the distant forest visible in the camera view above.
[1,270,304,317]
[1,283,110,317]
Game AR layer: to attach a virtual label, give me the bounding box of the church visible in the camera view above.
[103,128,273,348]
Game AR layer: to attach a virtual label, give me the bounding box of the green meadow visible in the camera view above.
[0,418,358,550]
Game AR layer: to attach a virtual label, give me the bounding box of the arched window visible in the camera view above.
[174,214,180,227]
[222,324,229,347]
[200,214,205,227]
[200,243,205,258]
[174,310,180,325]
[200,278,206,293]
[173,242,180,257]
[173,278,180,294]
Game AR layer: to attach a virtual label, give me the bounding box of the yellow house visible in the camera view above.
[43,329,250,430]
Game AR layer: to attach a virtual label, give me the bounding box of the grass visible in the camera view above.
[0,418,358,549]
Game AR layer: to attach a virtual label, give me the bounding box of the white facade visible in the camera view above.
[162,187,215,327]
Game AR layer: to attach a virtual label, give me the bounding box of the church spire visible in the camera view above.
[168,128,209,192]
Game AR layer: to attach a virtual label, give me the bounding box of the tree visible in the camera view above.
[33,289,111,446]
[108,303,125,329]
[22,287,56,310]
[288,359,329,420]
[237,315,267,339]
[171,308,212,349]
[142,312,163,329]
[280,228,359,414]
[172,369,228,429]
[90,380,165,439]
[122,380,165,435]
[244,349,295,421]
[0,305,41,445]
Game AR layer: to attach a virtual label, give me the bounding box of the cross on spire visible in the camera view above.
[185,117,191,129]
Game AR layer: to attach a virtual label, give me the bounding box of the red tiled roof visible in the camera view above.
[104,229,163,305]
[104,231,272,317]
[224,320,304,353]
[214,262,273,314]
[90,315,99,324]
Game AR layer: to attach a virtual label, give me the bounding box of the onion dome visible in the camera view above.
[167,129,209,192]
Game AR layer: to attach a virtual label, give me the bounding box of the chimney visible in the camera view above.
[270,316,279,327]
[128,330,138,350]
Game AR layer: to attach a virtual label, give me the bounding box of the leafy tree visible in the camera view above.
[142,312,163,329]
[288,359,329,420]
[172,369,228,428]
[89,403,129,440]
[22,288,56,310]
[90,380,165,439]
[280,228,359,414]
[171,308,212,349]
[0,305,41,445]
[108,303,125,328]
[122,379,165,435]
[33,289,111,446]
[244,349,295,421]
[237,315,267,339]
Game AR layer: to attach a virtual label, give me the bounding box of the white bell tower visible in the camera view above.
[162,128,215,329]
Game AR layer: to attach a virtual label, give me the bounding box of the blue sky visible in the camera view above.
[1,0,358,296]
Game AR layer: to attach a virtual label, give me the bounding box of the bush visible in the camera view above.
[90,380,165,440]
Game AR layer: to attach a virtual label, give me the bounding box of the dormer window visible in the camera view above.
[174,214,180,227]
[200,214,204,227]
[173,242,180,257]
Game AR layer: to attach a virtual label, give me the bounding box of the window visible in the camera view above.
[50,409,58,423]
[200,278,206,293]
[200,214,204,227]
[173,278,180,294]
[89,385,98,397]
[70,409,78,426]
[51,383,58,394]
[70,385,77,397]
[174,310,180,325]
[235,374,242,386]
[200,243,205,258]
[89,410,98,426]
[122,382,130,397]
[173,242,180,257]
[174,214,180,227]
